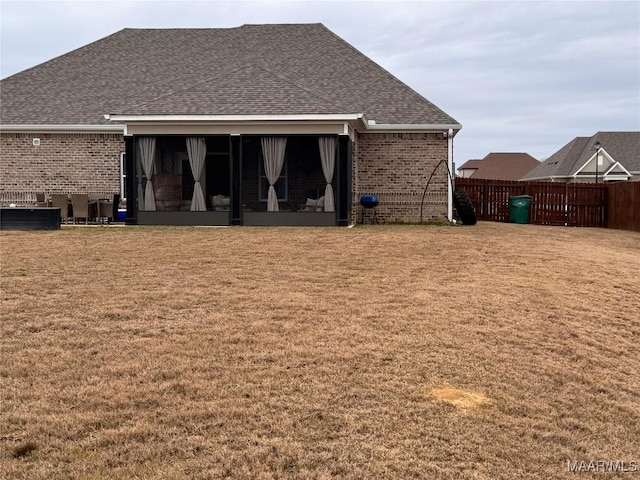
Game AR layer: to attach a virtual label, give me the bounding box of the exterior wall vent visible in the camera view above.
[32,138,41,146]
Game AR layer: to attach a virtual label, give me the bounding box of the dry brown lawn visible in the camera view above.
[1,222,639,479]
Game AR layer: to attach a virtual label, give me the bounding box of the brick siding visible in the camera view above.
[1,131,451,223]
[354,132,449,223]
[0,132,124,204]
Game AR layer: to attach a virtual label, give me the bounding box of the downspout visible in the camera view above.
[447,128,454,222]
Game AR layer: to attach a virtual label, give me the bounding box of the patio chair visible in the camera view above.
[300,197,318,212]
[98,194,120,223]
[98,200,113,223]
[210,195,230,211]
[50,194,70,223]
[70,193,91,224]
[35,192,48,207]
[112,194,120,221]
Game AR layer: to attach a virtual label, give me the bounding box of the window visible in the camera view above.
[120,152,126,200]
[258,154,287,202]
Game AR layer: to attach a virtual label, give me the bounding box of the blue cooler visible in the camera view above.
[117,209,126,222]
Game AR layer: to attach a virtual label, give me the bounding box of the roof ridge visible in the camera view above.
[566,137,594,175]
[119,62,345,114]
[1,29,127,82]
[118,23,324,33]
[119,63,249,114]
[240,23,324,27]
[251,63,346,111]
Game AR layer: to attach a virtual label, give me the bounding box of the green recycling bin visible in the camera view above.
[508,195,532,224]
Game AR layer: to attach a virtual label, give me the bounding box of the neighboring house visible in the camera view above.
[0,24,461,226]
[522,132,640,183]
[457,159,482,178]
[457,153,539,181]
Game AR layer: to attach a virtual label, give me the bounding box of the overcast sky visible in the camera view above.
[1,0,638,164]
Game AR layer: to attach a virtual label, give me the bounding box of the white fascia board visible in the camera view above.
[603,161,632,176]
[364,123,462,133]
[574,151,600,177]
[105,113,459,134]
[1,124,124,133]
[107,113,365,123]
[572,157,592,177]
[604,175,631,181]
[573,148,613,177]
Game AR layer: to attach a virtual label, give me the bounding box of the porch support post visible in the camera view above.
[337,134,352,226]
[124,135,137,225]
[230,134,242,225]
[447,128,453,222]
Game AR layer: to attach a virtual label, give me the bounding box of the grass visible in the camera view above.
[1,223,639,479]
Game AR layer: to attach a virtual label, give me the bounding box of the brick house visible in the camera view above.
[0,24,461,225]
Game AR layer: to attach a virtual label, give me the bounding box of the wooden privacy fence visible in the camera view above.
[455,178,640,231]
[607,182,640,232]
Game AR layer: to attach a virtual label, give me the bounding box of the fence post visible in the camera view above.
[600,183,609,228]
[564,183,569,226]
[482,181,488,221]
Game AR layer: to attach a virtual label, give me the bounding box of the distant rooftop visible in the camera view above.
[459,153,539,180]
[523,132,640,180]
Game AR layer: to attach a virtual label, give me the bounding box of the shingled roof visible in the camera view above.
[458,153,539,180]
[522,132,640,180]
[0,24,458,127]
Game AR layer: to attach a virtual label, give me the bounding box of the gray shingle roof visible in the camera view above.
[522,132,640,180]
[125,64,344,115]
[0,24,458,126]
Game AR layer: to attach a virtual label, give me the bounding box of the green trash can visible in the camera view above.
[508,195,532,224]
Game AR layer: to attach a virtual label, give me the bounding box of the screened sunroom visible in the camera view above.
[125,129,352,226]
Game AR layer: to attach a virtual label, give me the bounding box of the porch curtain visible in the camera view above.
[318,136,337,212]
[137,157,143,210]
[261,136,287,212]
[186,137,207,211]
[138,137,156,211]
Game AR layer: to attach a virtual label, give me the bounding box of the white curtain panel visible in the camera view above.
[138,137,157,211]
[318,136,337,212]
[186,137,207,211]
[137,157,144,210]
[261,136,287,212]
